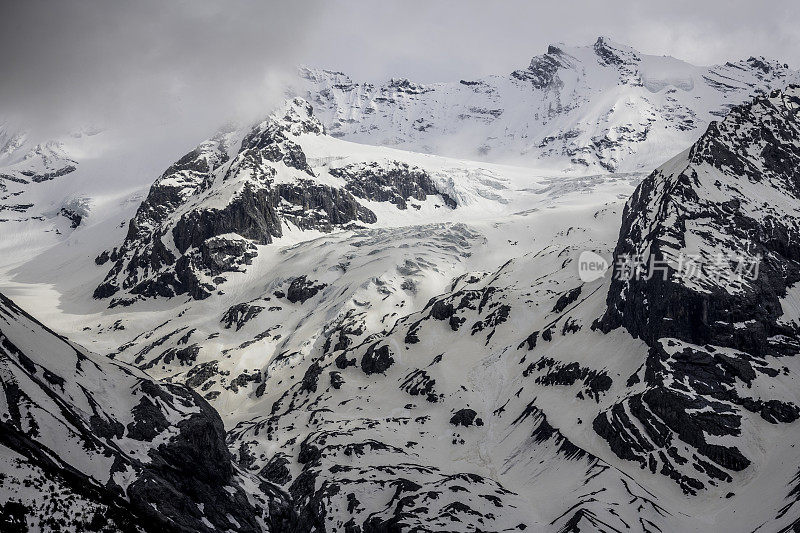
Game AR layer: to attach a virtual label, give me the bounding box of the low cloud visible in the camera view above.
[2,0,798,144]
[0,0,318,140]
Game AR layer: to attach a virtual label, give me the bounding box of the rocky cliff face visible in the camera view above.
[0,291,296,532]
[298,37,799,173]
[595,86,800,494]
[330,161,457,209]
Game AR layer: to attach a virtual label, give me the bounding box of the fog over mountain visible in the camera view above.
[3,0,800,141]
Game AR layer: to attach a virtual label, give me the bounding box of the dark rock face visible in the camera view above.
[330,161,457,209]
[328,371,344,389]
[399,369,438,403]
[593,36,639,70]
[406,279,510,344]
[523,356,611,402]
[27,164,77,183]
[449,408,483,427]
[511,45,570,90]
[552,286,582,313]
[592,342,772,493]
[601,87,800,353]
[59,207,82,228]
[125,385,266,532]
[275,180,376,231]
[200,235,259,275]
[286,276,327,304]
[261,454,292,485]
[0,291,296,532]
[184,360,222,389]
[300,362,323,393]
[171,184,282,253]
[0,501,28,533]
[595,86,800,493]
[222,302,265,331]
[92,131,232,302]
[360,343,394,375]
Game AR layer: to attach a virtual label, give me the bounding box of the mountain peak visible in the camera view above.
[593,35,640,65]
[269,96,325,136]
[545,43,566,55]
[593,35,617,47]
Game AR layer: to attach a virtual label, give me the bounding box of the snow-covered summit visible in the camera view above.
[297,37,799,173]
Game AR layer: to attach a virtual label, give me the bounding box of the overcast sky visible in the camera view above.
[2,0,799,140]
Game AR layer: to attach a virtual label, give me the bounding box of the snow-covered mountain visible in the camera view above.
[3,39,800,532]
[91,99,457,307]
[0,122,83,242]
[297,37,799,173]
[2,36,795,260]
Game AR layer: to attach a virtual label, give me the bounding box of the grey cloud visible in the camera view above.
[302,0,800,82]
[2,0,798,141]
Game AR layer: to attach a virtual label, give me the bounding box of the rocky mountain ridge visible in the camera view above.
[298,37,799,173]
[593,85,800,503]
